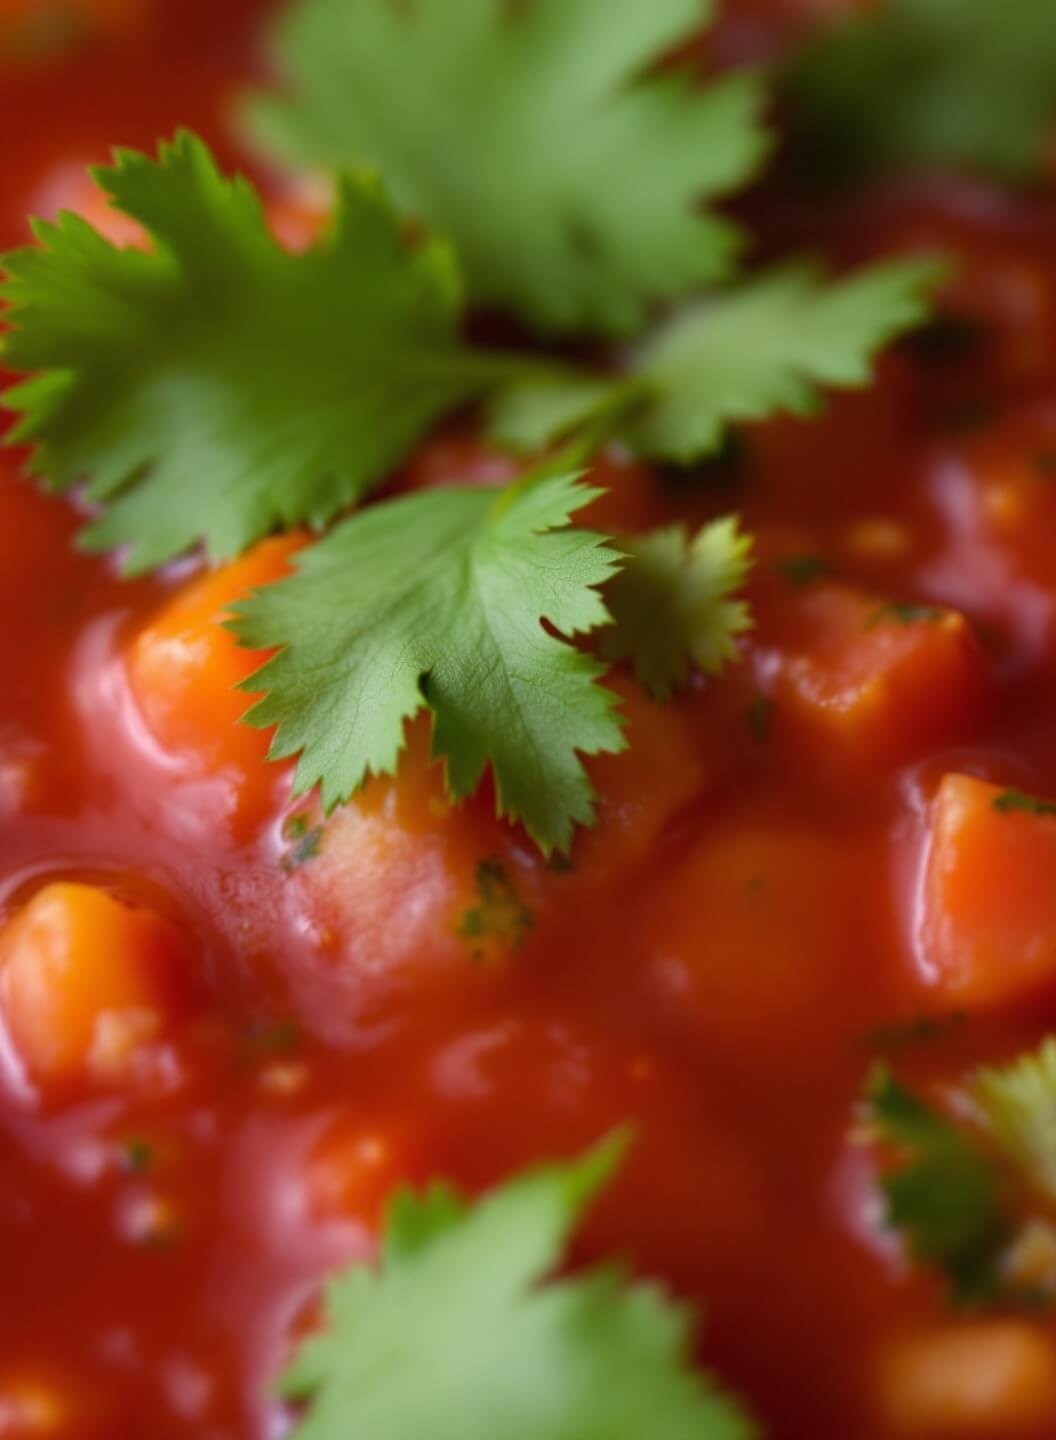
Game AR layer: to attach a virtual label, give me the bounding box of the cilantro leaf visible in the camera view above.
[281,1135,757,1440]
[230,461,625,855]
[865,1064,1009,1306]
[245,0,768,336]
[600,519,753,702]
[784,0,1056,187]
[976,1039,1056,1206]
[492,257,943,460]
[0,132,495,573]
[627,259,943,461]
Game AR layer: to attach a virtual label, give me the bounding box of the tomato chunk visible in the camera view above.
[286,721,536,1000]
[126,535,303,817]
[645,822,875,1067]
[0,883,190,1091]
[918,774,1056,1010]
[575,674,705,879]
[767,583,988,768]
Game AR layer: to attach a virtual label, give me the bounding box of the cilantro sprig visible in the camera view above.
[0,132,515,573]
[231,458,625,855]
[281,1135,757,1440]
[246,0,769,336]
[784,0,1056,188]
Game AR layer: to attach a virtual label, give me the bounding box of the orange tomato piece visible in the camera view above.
[768,583,988,768]
[645,822,874,1067]
[286,719,534,996]
[919,773,1056,1010]
[305,1120,408,1225]
[126,535,303,809]
[0,883,190,1091]
[575,673,705,880]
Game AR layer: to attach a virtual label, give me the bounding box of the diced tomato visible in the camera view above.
[764,583,988,769]
[574,673,705,879]
[918,773,1056,1010]
[0,883,191,1092]
[947,411,1056,589]
[125,535,304,821]
[286,720,536,998]
[645,821,876,1067]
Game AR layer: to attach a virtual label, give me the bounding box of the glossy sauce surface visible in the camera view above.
[4,3,1056,1438]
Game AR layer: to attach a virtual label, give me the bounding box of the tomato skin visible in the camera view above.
[641,818,884,1072]
[759,583,990,772]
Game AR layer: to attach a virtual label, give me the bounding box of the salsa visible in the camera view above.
[4,1,1056,1437]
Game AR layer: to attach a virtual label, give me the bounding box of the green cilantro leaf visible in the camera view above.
[784,0,1056,187]
[600,518,753,702]
[230,460,625,856]
[0,132,498,573]
[976,1039,1056,1206]
[245,0,768,336]
[627,259,943,461]
[281,1134,757,1440]
[864,1064,1009,1306]
[492,257,943,460]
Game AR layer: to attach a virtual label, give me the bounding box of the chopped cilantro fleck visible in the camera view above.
[777,553,830,589]
[282,817,322,869]
[939,400,997,434]
[866,1012,968,1054]
[866,601,946,629]
[906,313,986,367]
[118,1137,156,1176]
[744,695,775,746]
[992,789,1056,819]
[243,1019,301,1056]
[458,859,534,963]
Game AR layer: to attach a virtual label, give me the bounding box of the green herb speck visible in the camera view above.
[993,788,1056,818]
[458,859,533,963]
[118,1137,155,1175]
[866,601,946,629]
[778,553,830,588]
